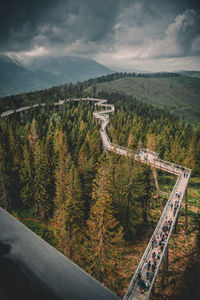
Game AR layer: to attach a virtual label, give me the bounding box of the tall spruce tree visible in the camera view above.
[53,130,71,247]
[64,164,84,260]
[34,140,54,219]
[85,156,123,288]
[20,142,35,208]
[137,164,153,223]
[53,129,84,261]
[113,157,144,239]
[7,122,22,208]
[0,144,9,210]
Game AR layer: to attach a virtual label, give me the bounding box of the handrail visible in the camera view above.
[145,171,191,299]
[123,172,181,299]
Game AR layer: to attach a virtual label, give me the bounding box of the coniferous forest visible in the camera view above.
[0,75,200,298]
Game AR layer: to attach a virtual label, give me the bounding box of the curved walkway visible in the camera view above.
[1,97,191,300]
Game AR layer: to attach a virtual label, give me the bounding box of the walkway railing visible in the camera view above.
[145,172,190,299]
[123,170,191,300]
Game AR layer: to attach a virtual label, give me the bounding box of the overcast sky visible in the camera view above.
[1,0,200,71]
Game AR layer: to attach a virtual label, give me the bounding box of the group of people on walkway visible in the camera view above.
[173,192,181,216]
[137,213,175,293]
[135,163,188,295]
[173,200,180,217]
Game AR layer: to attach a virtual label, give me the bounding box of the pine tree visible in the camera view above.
[81,157,97,221]
[135,164,153,223]
[64,164,84,260]
[78,141,90,173]
[0,144,9,210]
[53,130,84,261]
[7,122,23,208]
[184,129,200,175]
[20,142,35,208]
[113,157,144,239]
[53,135,71,252]
[85,156,123,288]
[45,133,56,200]
[34,140,54,219]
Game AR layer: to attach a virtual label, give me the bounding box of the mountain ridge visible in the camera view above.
[0,55,113,97]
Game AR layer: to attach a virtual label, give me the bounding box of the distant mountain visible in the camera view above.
[24,56,113,82]
[0,55,113,97]
[0,56,57,97]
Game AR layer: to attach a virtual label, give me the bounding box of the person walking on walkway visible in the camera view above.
[152,263,156,272]
[160,241,165,251]
[146,270,150,280]
[173,208,176,217]
[147,261,151,271]
[149,271,154,282]
[145,279,150,289]
[144,261,148,269]
[156,233,159,244]
[139,279,145,293]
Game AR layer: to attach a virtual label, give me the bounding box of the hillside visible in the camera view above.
[89,76,200,124]
[179,70,200,78]
[23,56,113,82]
[0,59,58,97]
[0,55,113,97]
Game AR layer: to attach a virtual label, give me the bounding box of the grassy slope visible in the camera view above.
[91,76,200,125]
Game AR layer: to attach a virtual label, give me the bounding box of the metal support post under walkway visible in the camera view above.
[185,187,188,235]
[161,244,169,288]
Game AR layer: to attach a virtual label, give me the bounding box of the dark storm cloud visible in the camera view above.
[0,0,57,51]
[148,8,200,58]
[0,0,121,52]
[1,0,200,53]
[170,9,200,56]
[0,0,200,71]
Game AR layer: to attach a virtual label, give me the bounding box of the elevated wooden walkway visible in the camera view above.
[1,97,191,300]
[93,98,191,300]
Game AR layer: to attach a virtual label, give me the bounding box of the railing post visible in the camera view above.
[152,167,162,213]
[161,244,169,288]
[174,214,179,233]
[185,187,188,235]
[151,284,156,296]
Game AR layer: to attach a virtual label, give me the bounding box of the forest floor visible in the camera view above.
[12,174,200,299]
